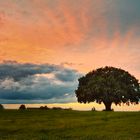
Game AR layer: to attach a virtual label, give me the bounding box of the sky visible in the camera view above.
[0,0,140,110]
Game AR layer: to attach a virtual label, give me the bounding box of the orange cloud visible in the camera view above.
[0,0,140,81]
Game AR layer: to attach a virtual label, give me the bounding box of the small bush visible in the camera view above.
[64,108,72,110]
[91,107,96,111]
[52,107,63,110]
[0,104,4,110]
[40,106,50,110]
[19,104,26,110]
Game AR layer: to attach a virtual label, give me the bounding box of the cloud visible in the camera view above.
[61,62,83,67]
[0,0,140,104]
[0,61,81,103]
[0,60,68,80]
[55,69,80,82]
[1,0,140,49]
[0,0,140,66]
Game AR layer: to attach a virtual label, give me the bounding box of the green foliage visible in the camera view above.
[0,110,139,140]
[76,66,140,110]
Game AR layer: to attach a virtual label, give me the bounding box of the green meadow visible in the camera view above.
[0,110,139,140]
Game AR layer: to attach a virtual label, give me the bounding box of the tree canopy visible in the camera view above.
[75,66,140,111]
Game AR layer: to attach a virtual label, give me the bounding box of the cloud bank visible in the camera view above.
[0,61,82,103]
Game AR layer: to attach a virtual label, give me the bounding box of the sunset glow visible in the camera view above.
[0,0,140,111]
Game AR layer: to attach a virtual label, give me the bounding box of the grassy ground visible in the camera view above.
[0,110,139,140]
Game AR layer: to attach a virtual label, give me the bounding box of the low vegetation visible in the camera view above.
[0,110,139,140]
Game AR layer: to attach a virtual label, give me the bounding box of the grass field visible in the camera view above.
[0,110,139,140]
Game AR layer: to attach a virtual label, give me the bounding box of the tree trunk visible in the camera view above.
[103,102,112,111]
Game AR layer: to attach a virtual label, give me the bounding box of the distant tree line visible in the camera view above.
[18,104,72,111]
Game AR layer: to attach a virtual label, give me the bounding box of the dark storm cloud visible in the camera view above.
[0,60,75,81]
[55,69,81,82]
[0,78,76,100]
[0,61,81,103]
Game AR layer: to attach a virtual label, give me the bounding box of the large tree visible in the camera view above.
[75,66,140,111]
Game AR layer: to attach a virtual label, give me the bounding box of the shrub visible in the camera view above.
[19,104,26,110]
[0,104,4,110]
